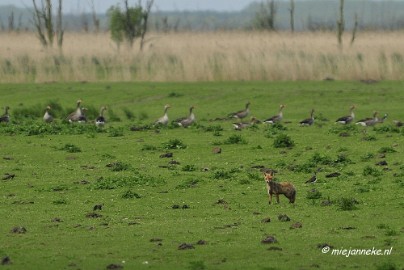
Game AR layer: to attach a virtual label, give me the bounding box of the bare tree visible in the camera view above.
[56,0,63,48]
[350,13,358,46]
[289,0,295,33]
[32,0,64,48]
[140,0,154,51]
[337,0,345,49]
[8,10,14,32]
[89,0,100,33]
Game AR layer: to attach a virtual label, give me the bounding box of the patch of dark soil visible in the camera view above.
[339,132,350,137]
[278,214,291,222]
[160,152,173,158]
[212,147,222,154]
[178,243,194,250]
[360,79,379,84]
[261,217,271,223]
[215,199,228,205]
[10,226,27,234]
[326,172,341,178]
[362,235,376,239]
[2,173,15,180]
[93,204,103,211]
[3,156,13,160]
[106,263,123,269]
[196,240,207,245]
[85,212,102,218]
[11,200,34,205]
[150,238,162,242]
[74,179,90,185]
[52,218,62,223]
[321,200,333,206]
[340,226,356,230]
[290,222,302,229]
[267,247,283,251]
[169,160,180,165]
[1,256,11,265]
[261,236,278,244]
[376,160,388,166]
[128,221,140,226]
[214,222,240,229]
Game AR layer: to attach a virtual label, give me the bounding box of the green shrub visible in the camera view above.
[176,179,199,189]
[60,143,81,153]
[122,107,135,120]
[306,189,322,200]
[363,165,382,177]
[224,134,247,144]
[108,126,124,137]
[92,173,163,190]
[337,197,359,211]
[376,262,398,270]
[273,134,294,148]
[163,139,187,149]
[310,152,333,165]
[122,190,141,199]
[212,169,232,179]
[107,161,131,171]
[378,146,396,154]
[142,144,157,151]
[182,164,197,172]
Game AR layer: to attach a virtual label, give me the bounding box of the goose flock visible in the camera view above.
[0,101,401,129]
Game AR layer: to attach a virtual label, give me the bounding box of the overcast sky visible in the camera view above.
[5,0,258,13]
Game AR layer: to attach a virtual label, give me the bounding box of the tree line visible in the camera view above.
[2,0,404,50]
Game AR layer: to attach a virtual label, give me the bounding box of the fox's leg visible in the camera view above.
[276,194,280,203]
[269,193,272,204]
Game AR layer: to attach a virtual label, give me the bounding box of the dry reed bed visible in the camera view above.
[1,31,404,82]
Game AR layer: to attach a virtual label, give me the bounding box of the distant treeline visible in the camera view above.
[2,1,404,32]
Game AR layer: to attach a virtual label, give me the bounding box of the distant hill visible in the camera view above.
[1,1,404,32]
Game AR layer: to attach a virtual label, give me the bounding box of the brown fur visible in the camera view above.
[264,171,296,204]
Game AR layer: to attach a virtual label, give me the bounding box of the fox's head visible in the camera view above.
[263,171,274,183]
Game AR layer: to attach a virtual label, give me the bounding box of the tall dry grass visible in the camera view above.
[1,31,404,82]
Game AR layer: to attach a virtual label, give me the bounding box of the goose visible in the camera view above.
[95,106,107,127]
[67,99,83,123]
[228,102,250,120]
[0,106,10,123]
[155,104,171,125]
[264,104,285,124]
[43,105,53,123]
[174,106,195,128]
[305,172,317,184]
[356,111,379,126]
[378,113,388,123]
[78,107,88,123]
[336,105,355,124]
[300,109,315,126]
[232,117,259,130]
[393,120,403,127]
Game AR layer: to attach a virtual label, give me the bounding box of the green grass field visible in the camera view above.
[0,81,403,270]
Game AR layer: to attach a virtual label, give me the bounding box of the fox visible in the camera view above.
[264,171,296,204]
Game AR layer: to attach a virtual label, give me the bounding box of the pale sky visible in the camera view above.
[4,0,258,13]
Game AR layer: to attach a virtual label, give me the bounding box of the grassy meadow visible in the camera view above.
[2,31,404,82]
[0,81,403,270]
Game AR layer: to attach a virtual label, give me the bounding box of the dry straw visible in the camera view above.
[1,31,404,82]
